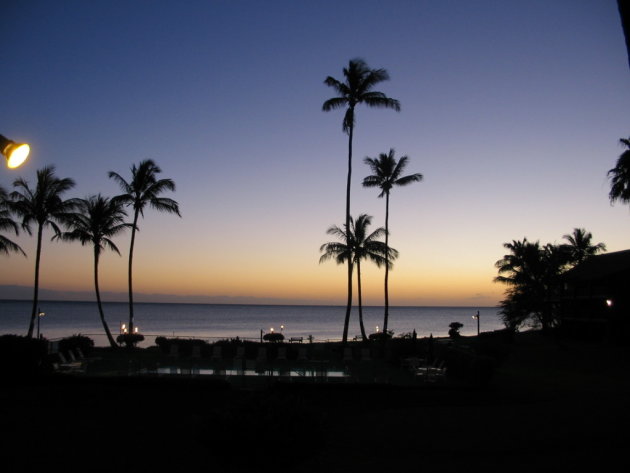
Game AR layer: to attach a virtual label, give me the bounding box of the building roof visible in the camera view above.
[563,249,630,282]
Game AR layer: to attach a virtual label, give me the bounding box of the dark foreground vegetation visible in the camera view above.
[1,330,629,472]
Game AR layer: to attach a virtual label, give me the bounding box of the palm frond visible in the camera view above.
[0,235,26,256]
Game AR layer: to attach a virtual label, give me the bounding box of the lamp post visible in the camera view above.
[37,307,45,339]
[0,134,30,169]
[472,311,480,336]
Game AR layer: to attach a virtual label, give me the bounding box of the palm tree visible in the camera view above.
[323,58,400,343]
[363,149,422,335]
[320,214,398,341]
[608,137,630,207]
[60,195,130,348]
[10,166,77,337]
[0,185,26,257]
[108,159,180,336]
[495,239,570,331]
[562,228,606,265]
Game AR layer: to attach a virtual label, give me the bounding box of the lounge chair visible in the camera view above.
[53,352,83,373]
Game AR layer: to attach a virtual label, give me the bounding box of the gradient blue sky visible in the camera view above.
[1,0,629,306]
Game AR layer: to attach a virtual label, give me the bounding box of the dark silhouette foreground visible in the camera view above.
[2,331,628,472]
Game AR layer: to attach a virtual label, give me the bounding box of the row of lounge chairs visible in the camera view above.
[52,348,88,373]
[401,356,447,382]
[170,345,377,363]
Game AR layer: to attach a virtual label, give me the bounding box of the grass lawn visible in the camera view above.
[1,331,628,472]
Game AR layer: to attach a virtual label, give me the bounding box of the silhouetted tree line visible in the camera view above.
[0,160,180,347]
[494,228,606,331]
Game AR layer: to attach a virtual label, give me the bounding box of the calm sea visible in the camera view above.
[0,300,504,347]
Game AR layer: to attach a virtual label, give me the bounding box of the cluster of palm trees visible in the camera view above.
[494,228,606,331]
[493,135,630,332]
[320,58,423,343]
[0,160,180,347]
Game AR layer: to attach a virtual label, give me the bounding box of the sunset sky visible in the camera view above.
[1,0,629,306]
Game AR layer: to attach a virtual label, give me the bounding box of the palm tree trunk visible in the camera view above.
[94,247,117,348]
[342,118,354,344]
[127,209,139,338]
[27,224,43,338]
[357,259,368,341]
[383,191,390,334]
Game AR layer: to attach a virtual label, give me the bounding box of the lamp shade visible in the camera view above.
[1,134,30,168]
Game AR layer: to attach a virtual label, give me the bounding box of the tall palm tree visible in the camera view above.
[323,58,400,343]
[60,195,130,348]
[320,214,398,341]
[0,185,26,257]
[608,137,630,207]
[363,149,422,334]
[108,159,180,336]
[10,166,77,337]
[562,228,606,266]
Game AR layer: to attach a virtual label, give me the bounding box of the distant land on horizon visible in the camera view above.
[0,285,496,308]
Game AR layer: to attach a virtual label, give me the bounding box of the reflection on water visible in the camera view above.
[155,366,348,378]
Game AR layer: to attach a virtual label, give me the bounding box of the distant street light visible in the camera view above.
[37,307,45,339]
[0,134,30,169]
[472,311,480,336]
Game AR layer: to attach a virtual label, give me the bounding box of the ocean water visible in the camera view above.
[0,300,504,347]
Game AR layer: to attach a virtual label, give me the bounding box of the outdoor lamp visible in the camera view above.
[0,134,30,169]
[472,311,480,335]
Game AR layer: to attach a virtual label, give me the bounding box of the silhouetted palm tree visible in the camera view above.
[608,137,630,207]
[0,185,25,257]
[61,195,130,348]
[320,214,398,341]
[323,59,400,343]
[109,159,180,336]
[10,166,77,337]
[495,238,570,331]
[363,149,422,334]
[562,228,606,265]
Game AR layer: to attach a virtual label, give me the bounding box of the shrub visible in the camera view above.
[154,337,209,356]
[263,332,284,343]
[368,330,393,341]
[58,334,94,355]
[448,322,463,338]
[117,333,145,347]
[0,334,49,376]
